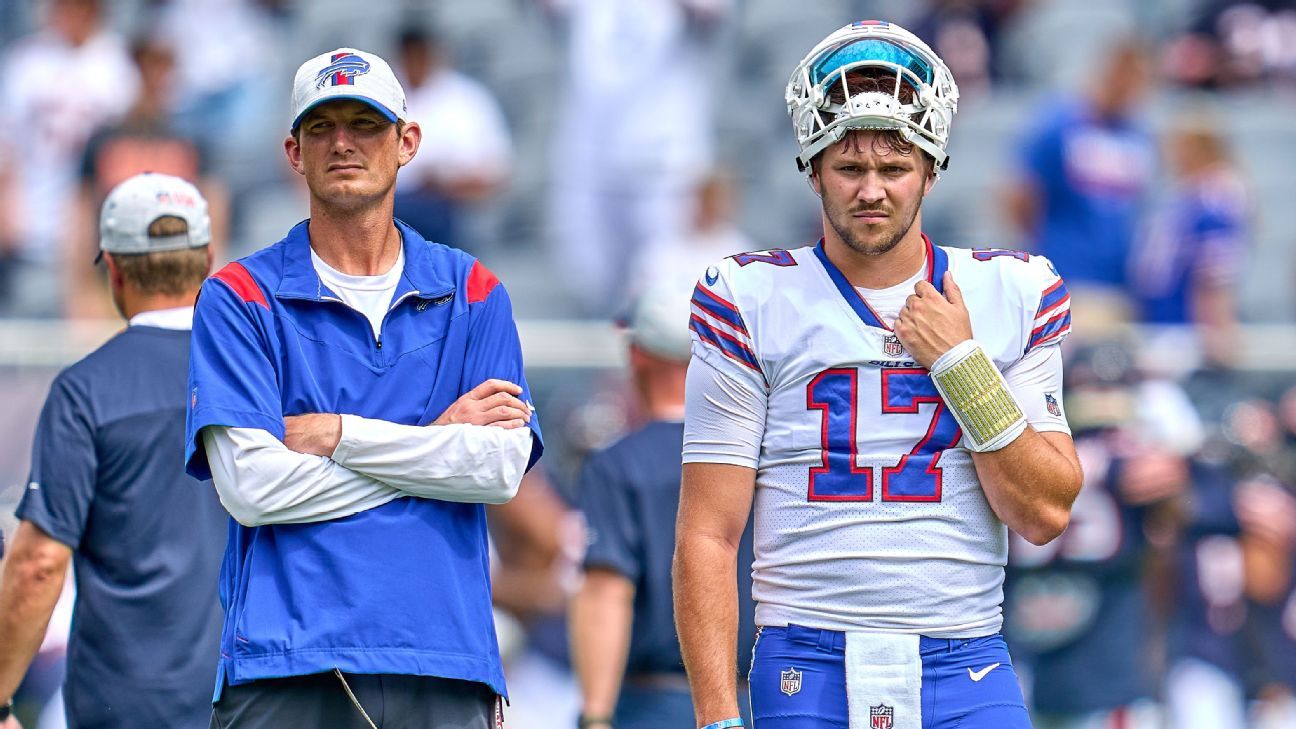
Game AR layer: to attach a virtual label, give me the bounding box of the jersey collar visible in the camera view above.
[275,219,455,303]
[812,234,947,331]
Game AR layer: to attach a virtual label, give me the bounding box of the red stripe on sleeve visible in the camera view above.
[212,262,269,309]
[466,260,500,304]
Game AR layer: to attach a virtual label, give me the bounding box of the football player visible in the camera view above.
[673,20,1083,729]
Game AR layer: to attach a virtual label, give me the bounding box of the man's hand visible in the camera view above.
[894,271,973,369]
[284,414,343,456]
[435,379,532,429]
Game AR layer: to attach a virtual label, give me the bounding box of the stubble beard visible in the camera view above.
[825,191,923,258]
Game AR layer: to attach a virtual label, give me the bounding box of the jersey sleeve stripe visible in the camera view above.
[691,284,750,335]
[212,262,269,309]
[1035,292,1070,320]
[1029,310,1071,349]
[690,315,762,373]
[1036,280,1068,317]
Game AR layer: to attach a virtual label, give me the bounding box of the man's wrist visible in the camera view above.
[576,714,613,728]
[699,719,744,729]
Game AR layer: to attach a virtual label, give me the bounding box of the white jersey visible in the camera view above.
[683,240,1072,637]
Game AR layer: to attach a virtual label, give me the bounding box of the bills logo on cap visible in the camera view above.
[780,667,802,696]
[316,52,371,89]
[870,704,894,729]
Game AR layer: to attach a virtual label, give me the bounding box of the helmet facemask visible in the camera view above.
[787,22,959,174]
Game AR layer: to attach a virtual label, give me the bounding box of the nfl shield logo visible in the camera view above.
[870,704,894,729]
[883,334,904,357]
[780,667,802,696]
[1045,392,1061,417]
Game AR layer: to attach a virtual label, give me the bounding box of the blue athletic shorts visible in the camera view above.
[749,625,1030,728]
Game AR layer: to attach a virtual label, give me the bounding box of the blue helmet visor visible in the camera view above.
[810,37,935,88]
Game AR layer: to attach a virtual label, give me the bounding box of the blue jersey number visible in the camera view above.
[806,367,961,503]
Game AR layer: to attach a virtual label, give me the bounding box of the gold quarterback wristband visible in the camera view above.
[930,340,1027,452]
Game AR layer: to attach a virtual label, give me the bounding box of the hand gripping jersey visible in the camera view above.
[686,239,1070,637]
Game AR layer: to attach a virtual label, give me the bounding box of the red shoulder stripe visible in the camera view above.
[466,260,500,304]
[212,262,269,309]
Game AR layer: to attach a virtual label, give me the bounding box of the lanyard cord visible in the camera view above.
[334,668,380,729]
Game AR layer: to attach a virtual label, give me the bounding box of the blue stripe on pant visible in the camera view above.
[749,625,1031,728]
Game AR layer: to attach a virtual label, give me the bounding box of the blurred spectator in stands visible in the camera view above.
[154,0,281,162]
[907,0,1030,98]
[1234,471,1296,724]
[0,0,138,318]
[67,34,229,319]
[1006,341,1186,729]
[540,0,732,315]
[1003,38,1155,316]
[490,468,584,729]
[628,170,753,294]
[1130,112,1248,367]
[393,27,512,252]
[1163,0,1296,89]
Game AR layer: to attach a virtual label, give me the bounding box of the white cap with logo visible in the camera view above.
[625,274,699,363]
[291,47,407,130]
[97,172,211,261]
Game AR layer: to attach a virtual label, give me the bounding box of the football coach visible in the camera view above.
[184,48,542,729]
[0,173,225,728]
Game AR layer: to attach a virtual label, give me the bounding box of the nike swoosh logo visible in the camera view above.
[968,663,1001,682]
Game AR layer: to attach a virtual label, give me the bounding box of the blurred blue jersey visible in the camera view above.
[1017,98,1154,288]
[1131,171,1248,324]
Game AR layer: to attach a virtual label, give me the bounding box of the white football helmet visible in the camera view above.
[786,20,959,173]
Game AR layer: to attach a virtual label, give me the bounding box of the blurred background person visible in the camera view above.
[569,276,755,729]
[1234,472,1296,729]
[0,173,223,729]
[1002,37,1155,322]
[1162,0,1296,90]
[1130,111,1249,366]
[627,170,754,293]
[540,0,733,315]
[1006,341,1187,729]
[68,33,229,319]
[0,0,138,318]
[392,26,513,253]
[489,467,584,729]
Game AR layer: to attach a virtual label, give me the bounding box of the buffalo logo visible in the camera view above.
[780,667,802,696]
[316,52,371,89]
[870,704,894,729]
[705,265,720,286]
[1045,392,1061,417]
[883,334,904,358]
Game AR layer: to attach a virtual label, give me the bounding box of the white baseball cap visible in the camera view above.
[291,48,407,130]
[625,275,698,363]
[97,172,211,262]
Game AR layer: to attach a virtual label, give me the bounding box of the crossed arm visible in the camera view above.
[206,379,535,527]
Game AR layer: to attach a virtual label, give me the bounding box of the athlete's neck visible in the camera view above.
[307,202,402,277]
[822,226,928,290]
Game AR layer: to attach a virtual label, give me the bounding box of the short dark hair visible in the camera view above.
[110,216,209,296]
